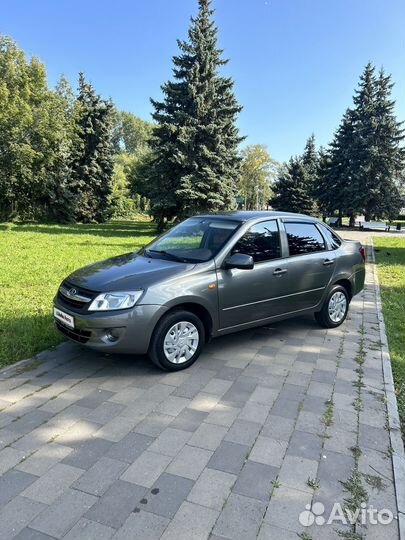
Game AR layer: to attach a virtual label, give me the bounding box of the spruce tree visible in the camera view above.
[47,76,76,222]
[301,133,319,213]
[314,146,333,221]
[149,0,243,229]
[70,74,114,223]
[366,68,404,219]
[302,134,319,183]
[348,63,378,222]
[320,109,358,224]
[271,157,313,214]
[321,64,404,224]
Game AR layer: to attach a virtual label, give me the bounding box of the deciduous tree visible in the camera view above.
[112,111,153,156]
[0,36,72,221]
[239,144,277,210]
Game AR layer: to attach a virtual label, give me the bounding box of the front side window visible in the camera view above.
[318,224,342,250]
[231,220,281,262]
[285,222,326,256]
[145,218,240,262]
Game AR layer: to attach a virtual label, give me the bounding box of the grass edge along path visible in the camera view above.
[373,236,405,441]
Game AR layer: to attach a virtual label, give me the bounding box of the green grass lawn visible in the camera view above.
[374,237,405,439]
[0,218,157,368]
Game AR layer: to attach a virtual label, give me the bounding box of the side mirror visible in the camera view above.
[224,253,254,270]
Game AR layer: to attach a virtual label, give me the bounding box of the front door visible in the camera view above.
[217,219,289,329]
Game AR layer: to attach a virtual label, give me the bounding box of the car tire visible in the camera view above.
[148,310,205,371]
[314,284,349,328]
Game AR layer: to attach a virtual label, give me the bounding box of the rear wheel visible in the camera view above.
[148,310,205,371]
[315,285,349,328]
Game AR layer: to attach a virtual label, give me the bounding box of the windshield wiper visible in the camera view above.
[145,249,189,263]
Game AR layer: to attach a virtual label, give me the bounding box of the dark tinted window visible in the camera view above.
[232,220,281,262]
[318,224,342,250]
[285,222,325,256]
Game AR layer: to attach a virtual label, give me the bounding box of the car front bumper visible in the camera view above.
[53,299,168,355]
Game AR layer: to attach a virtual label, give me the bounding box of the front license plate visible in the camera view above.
[54,307,75,329]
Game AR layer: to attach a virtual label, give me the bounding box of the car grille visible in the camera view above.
[55,321,91,344]
[57,282,95,311]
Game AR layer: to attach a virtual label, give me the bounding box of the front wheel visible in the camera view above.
[148,310,205,371]
[315,285,349,328]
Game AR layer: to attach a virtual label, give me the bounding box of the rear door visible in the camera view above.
[217,219,290,329]
[278,220,336,312]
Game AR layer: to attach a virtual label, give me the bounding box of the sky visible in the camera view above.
[2,0,405,162]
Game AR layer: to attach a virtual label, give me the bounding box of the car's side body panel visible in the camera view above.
[216,257,294,328]
[139,259,220,333]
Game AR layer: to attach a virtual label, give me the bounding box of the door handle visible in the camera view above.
[323,259,335,266]
[273,268,287,276]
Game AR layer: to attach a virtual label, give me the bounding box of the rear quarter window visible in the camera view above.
[317,224,342,250]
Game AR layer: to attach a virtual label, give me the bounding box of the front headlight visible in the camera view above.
[88,291,143,311]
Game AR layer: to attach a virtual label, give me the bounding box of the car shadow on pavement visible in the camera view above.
[66,313,322,374]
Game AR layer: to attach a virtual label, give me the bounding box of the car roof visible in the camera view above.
[193,211,316,222]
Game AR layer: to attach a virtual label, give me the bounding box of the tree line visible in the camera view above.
[0,35,151,223]
[272,64,405,223]
[1,0,404,227]
[140,0,404,227]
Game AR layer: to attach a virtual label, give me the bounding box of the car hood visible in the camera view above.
[65,252,194,292]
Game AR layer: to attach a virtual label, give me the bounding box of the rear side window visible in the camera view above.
[232,220,281,262]
[318,224,342,250]
[285,222,325,256]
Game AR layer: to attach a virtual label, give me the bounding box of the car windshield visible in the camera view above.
[144,218,240,263]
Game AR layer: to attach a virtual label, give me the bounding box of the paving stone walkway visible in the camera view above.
[0,244,402,540]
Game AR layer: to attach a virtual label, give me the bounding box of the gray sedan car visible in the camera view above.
[54,211,365,371]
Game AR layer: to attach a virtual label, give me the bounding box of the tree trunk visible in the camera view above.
[349,214,356,228]
[156,215,165,233]
[338,208,343,227]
